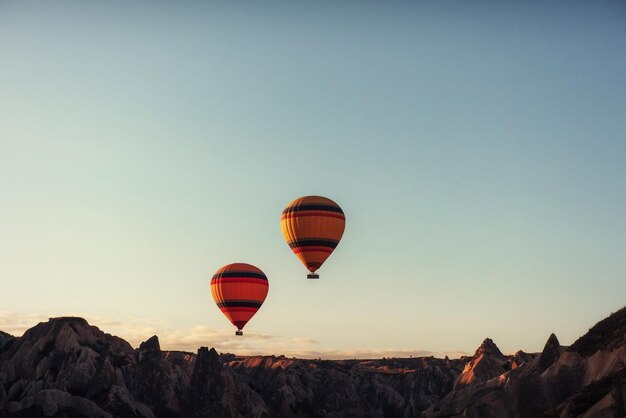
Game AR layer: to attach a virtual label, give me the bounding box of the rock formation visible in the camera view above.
[453,338,508,389]
[0,307,624,417]
[425,307,626,418]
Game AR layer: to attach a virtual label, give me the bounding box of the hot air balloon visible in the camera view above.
[210,263,269,336]
[280,195,345,279]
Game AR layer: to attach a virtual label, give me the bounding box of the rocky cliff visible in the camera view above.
[425,307,626,418]
[0,308,624,417]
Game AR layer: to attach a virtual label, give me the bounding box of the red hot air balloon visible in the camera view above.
[210,263,269,336]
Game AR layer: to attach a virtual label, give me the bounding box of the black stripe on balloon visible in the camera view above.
[217,301,263,308]
[283,204,343,214]
[307,262,322,268]
[212,271,267,280]
[288,239,338,249]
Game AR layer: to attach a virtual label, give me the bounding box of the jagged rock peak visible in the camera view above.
[137,335,162,363]
[196,347,220,368]
[512,350,533,362]
[538,333,562,371]
[187,347,225,417]
[510,350,534,369]
[190,347,222,388]
[545,333,560,349]
[140,335,161,353]
[474,338,503,358]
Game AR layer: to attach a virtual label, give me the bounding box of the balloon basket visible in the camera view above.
[307,274,319,279]
[235,330,243,336]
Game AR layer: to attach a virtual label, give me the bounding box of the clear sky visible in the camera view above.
[1,1,625,359]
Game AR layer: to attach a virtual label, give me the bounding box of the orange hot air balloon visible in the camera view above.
[210,263,269,336]
[280,195,345,279]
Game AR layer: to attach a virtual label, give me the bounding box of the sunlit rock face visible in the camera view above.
[0,307,624,417]
[454,338,508,389]
[509,350,534,370]
[425,307,626,418]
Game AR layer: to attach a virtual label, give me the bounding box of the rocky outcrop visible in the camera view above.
[570,307,626,357]
[186,347,226,418]
[5,389,114,418]
[133,335,180,417]
[0,332,12,351]
[537,332,562,372]
[0,316,469,417]
[453,338,507,389]
[425,307,626,418]
[474,338,505,359]
[1,307,624,417]
[221,355,466,417]
[509,350,534,370]
[0,317,155,418]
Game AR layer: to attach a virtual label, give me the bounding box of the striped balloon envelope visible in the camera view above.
[210,263,269,336]
[280,196,346,279]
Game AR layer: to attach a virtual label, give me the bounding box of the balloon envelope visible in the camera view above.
[210,263,269,333]
[280,196,345,274]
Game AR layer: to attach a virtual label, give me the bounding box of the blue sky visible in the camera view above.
[1,1,625,358]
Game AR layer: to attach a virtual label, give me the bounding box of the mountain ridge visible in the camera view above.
[0,307,624,417]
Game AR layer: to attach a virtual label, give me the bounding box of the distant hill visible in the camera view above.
[0,308,624,417]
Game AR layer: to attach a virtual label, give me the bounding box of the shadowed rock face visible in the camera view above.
[0,317,468,418]
[0,307,624,417]
[570,307,626,357]
[186,347,225,418]
[537,333,562,372]
[0,332,12,351]
[221,355,467,417]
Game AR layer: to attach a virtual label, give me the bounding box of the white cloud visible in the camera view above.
[289,337,320,345]
[0,311,49,336]
[0,310,466,359]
